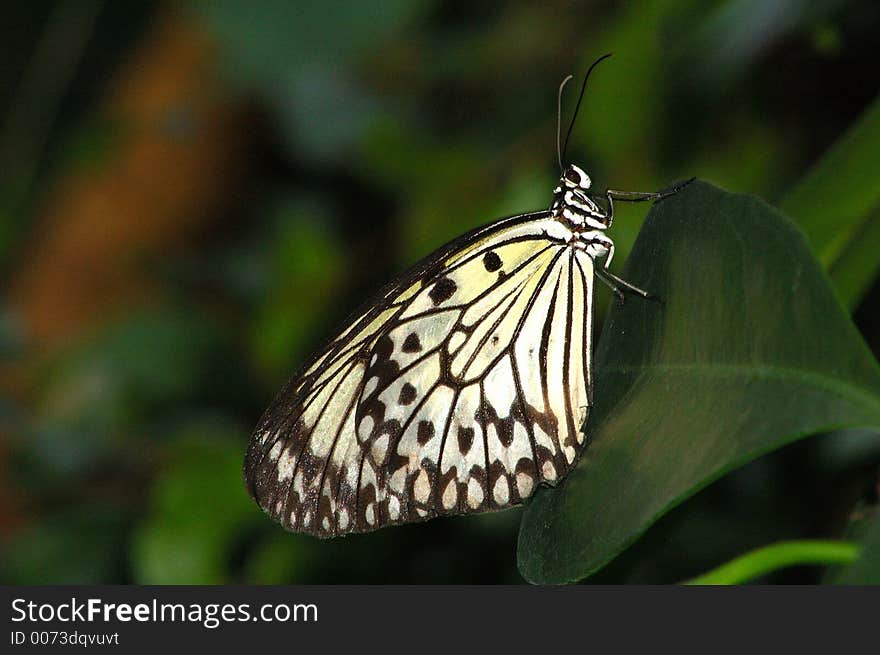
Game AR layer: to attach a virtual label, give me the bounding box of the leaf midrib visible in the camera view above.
[597,362,880,418]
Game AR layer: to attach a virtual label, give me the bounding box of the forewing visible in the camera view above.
[244,212,595,537]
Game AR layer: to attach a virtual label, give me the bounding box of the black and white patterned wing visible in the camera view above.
[244,211,594,537]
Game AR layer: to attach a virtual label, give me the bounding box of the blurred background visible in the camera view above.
[1,0,879,584]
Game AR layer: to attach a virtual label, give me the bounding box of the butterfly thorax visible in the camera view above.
[550,164,608,232]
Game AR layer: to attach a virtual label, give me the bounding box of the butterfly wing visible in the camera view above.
[244,211,595,537]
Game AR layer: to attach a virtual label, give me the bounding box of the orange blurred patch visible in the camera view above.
[6,10,252,351]
[0,11,254,532]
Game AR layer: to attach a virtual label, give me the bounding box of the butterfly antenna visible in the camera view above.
[560,52,613,165]
[556,74,573,172]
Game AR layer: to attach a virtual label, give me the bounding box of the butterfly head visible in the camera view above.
[561,164,591,191]
[551,164,609,231]
[553,55,614,232]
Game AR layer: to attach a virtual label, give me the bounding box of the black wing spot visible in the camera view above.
[402,332,422,353]
[497,424,514,447]
[417,420,435,445]
[374,335,394,361]
[457,426,475,455]
[399,383,417,405]
[483,251,502,272]
[429,277,457,305]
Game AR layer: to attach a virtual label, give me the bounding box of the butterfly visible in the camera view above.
[243,54,692,537]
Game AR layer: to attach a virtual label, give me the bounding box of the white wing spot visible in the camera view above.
[493,476,510,505]
[467,477,484,509]
[268,441,282,461]
[389,466,407,494]
[415,507,428,517]
[388,495,401,520]
[371,433,389,462]
[542,461,557,481]
[414,469,431,504]
[563,444,576,463]
[442,479,457,510]
[363,376,379,398]
[338,508,349,531]
[516,472,534,498]
[276,449,295,482]
[322,516,330,531]
[365,503,375,525]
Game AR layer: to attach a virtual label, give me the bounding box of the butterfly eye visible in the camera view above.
[565,168,581,185]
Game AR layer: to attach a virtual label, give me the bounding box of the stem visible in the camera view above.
[683,540,860,585]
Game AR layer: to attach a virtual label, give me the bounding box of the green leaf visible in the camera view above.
[780,94,880,309]
[517,181,880,584]
[827,211,880,311]
[683,540,859,585]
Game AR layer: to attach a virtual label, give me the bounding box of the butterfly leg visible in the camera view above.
[595,267,654,300]
[591,244,656,303]
[601,177,696,227]
[606,177,695,204]
[595,270,626,303]
[583,233,653,302]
